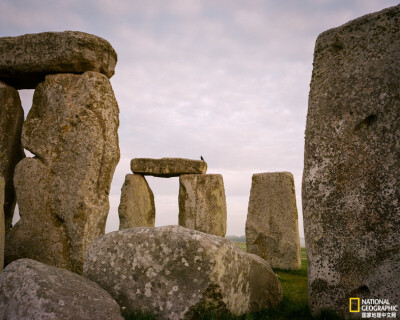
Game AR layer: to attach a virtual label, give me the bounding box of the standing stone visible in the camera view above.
[245,172,301,270]
[118,174,155,229]
[83,226,282,320]
[0,31,117,89]
[179,174,227,237]
[0,177,4,271]
[5,71,120,274]
[303,5,400,318]
[0,81,24,232]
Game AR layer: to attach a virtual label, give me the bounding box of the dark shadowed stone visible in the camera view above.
[118,174,155,229]
[0,31,117,89]
[303,4,400,318]
[246,172,301,270]
[131,157,207,177]
[5,72,120,274]
[0,177,4,271]
[83,226,282,320]
[0,81,24,232]
[179,174,227,237]
[0,259,123,320]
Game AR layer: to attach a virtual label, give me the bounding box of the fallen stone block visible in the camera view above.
[0,31,117,89]
[0,258,124,320]
[83,225,282,320]
[131,157,207,177]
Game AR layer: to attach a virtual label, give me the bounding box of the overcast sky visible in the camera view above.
[1,0,398,237]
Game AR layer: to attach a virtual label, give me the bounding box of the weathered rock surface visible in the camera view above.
[303,5,400,318]
[83,225,282,320]
[131,157,207,177]
[0,258,123,320]
[179,174,227,237]
[5,71,120,274]
[246,172,301,270]
[0,177,4,271]
[0,81,24,232]
[0,31,117,89]
[118,174,155,229]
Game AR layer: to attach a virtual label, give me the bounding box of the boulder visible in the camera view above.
[303,4,400,318]
[0,177,4,271]
[83,225,282,320]
[118,174,155,229]
[0,258,123,320]
[5,71,120,274]
[179,174,227,236]
[0,81,24,232]
[0,31,117,89]
[245,172,301,270]
[131,157,207,177]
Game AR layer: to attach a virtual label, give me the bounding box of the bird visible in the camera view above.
[200,155,204,161]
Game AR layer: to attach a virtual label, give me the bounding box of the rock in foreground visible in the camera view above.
[131,157,207,177]
[0,31,117,89]
[84,225,282,320]
[0,258,123,320]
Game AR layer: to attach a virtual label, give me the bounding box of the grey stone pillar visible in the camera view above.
[0,177,4,271]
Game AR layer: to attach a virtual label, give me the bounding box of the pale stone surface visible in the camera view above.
[0,81,24,232]
[131,157,207,177]
[245,172,301,270]
[118,174,155,229]
[5,71,120,274]
[303,5,400,318]
[179,174,227,237]
[84,225,282,320]
[0,177,4,271]
[0,258,124,320]
[0,31,117,89]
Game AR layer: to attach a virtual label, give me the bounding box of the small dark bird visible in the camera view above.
[200,155,204,161]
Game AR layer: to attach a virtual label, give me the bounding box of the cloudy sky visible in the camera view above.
[1,0,398,237]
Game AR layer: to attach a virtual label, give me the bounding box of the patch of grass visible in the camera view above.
[234,242,247,251]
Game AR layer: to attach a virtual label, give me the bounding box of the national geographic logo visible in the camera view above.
[349,298,398,318]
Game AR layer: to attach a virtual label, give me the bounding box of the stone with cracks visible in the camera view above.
[246,172,301,270]
[303,5,400,318]
[5,71,120,274]
[179,174,227,237]
[131,157,207,177]
[118,174,155,229]
[0,81,24,232]
[83,225,282,320]
[0,258,124,320]
[0,177,4,271]
[0,31,117,89]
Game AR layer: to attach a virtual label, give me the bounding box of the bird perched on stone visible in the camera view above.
[200,156,204,161]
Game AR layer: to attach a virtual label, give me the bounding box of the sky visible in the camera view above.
[1,0,398,237]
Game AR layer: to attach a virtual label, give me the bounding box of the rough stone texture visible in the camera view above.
[0,177,4,271]
[131,157,207,177]
[303,5,400,318]
[84,225,282,320]
[179,174,227,237]
[5,71,120,274]
[0,258,123,320]
[245,172,301,270]
[0,81,24,232]
[118,174,155,229]
[0,31,117,89]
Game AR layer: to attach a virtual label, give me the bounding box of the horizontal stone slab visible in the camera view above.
[0,31,117,89]
[131,157,207,177]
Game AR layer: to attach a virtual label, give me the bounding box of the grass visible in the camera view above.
[124,246,343,320]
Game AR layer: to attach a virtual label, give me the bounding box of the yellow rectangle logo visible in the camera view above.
[349,298,360,312]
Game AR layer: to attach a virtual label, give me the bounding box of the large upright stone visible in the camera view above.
[83,226,282,319]
[245,172,301,270]
[5,71,120,274]
[179,174,227,237]
[0,81,24,231]
[303,5,400,318]
[118,174,155,229]
[0,177,4,271]
[131,157,207,177]
[0,31,117,89]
